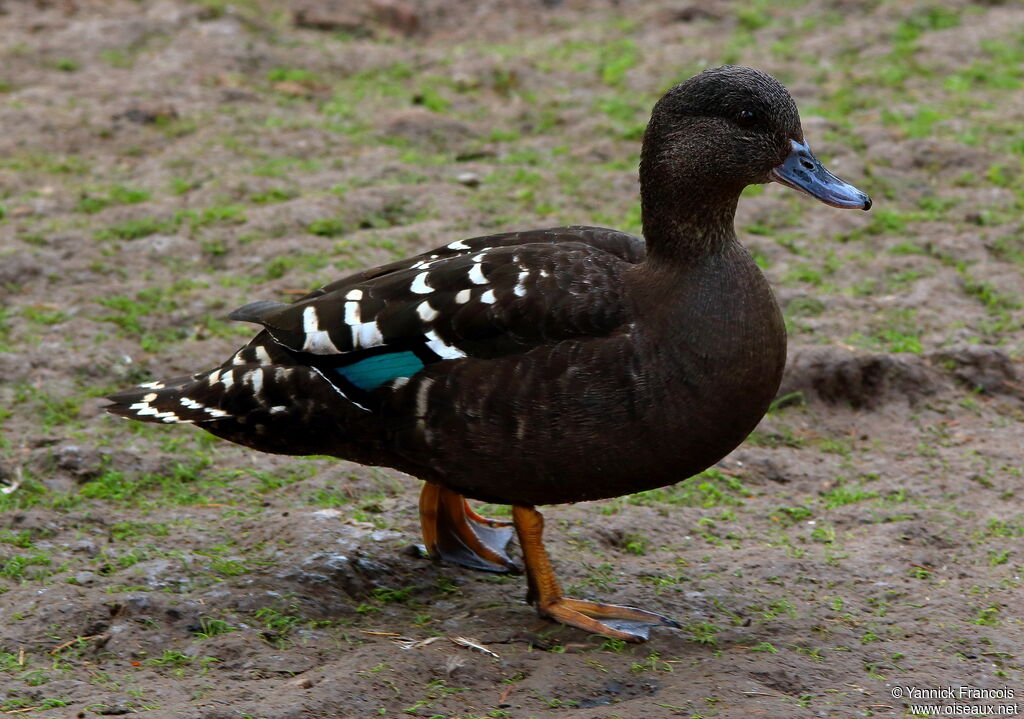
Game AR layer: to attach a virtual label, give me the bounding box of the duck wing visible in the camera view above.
[299,225,644,303]
[107,226,644,458]
[226,226,643,403]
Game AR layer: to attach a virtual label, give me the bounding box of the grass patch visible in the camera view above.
[94,216,173,241]
[0,553,54,581]
[629,469,747,509]
[93,280,207,350]
[821,484,878,509]
[77,185,152,214]
[13,385,81,431]
[847,309,924,354]
[249,187,297,204]
[78,456,229,507]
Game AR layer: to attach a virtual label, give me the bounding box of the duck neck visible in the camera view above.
[639,178,741,266]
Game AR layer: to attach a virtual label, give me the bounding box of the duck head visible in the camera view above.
[640,66,870,254]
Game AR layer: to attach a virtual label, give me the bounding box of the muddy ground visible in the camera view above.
[0,1,1022,717]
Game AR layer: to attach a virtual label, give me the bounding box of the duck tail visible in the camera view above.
[107,362,316,427]
[106,343,375,457]
[106,374,216,425]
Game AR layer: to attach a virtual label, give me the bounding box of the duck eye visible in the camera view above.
[736,109,759,127]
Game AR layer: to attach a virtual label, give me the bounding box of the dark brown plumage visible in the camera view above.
[108,66,871,641]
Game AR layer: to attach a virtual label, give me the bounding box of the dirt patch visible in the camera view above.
[779,344,1023,408]
[1,1,1023,718]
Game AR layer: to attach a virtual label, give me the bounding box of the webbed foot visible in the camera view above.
[512,505,679,642]
[419,483,518,573]
[538,597,680,642]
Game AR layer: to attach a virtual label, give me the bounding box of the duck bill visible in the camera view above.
[770,139,872,210]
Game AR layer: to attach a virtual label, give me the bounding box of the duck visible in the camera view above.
[108,65,871,642]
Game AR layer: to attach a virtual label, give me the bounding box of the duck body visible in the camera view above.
[108,66,869,641]
[395,232,786,506]
[113,224,783,507]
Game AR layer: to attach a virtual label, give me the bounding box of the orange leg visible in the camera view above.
[419,483,443,558]
[419,483,517,573]
[512,505,679,642]
[463,499,513,528]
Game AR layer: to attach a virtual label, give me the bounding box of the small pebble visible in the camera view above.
[456,172,481,187]
[73,571,98,586]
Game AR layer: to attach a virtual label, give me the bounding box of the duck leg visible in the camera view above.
[462,500,513,529]
[419,483,518,573]
[512,505,680,642]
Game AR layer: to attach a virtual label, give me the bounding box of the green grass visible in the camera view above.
[737,0,771,31]
[194,617,237,639]
[50,57,81,72]
[0,552,54,581]
[260,250,331,280]
[13,385,81,431]
[250,156,322,178]
[109,521,171,541]
[683,621,720,646]
[0,306,12,351]
[772,505,813,525]
[595,95,647,140]
[596,39,638,87]
[249,187,297,204]
[308,217,348,237]
[0,530,36,548]
[95,216,173,241]
[0,152,90,175]
[77,185,152,214]
[77,453,231,508]
[93,280,210,350]
[628,469,747,509]
[821,484,878,509]
[984,518,1024,539]
[267,67,322,85]
[175,204,248,231]
[847,308,924,354]
[21,305,68,326]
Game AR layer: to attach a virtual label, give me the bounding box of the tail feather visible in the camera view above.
[107,331,396,459]
[106,359,378,456]
[106,332,320,426]
[228,300,288,324]
[107,362,344,425]
[107,375,209,424]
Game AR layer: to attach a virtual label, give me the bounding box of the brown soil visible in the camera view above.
[1,1,1022,718]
